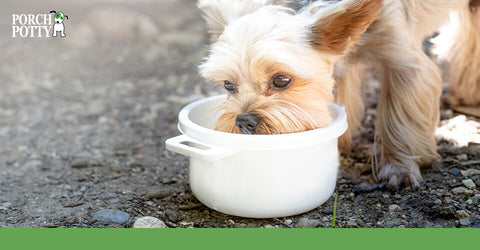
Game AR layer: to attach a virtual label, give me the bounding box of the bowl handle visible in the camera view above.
[165,135,233,161]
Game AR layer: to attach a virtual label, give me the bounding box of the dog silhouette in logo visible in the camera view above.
[50,10,68,37]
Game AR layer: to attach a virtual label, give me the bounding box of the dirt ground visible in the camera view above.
[1,0,479,228]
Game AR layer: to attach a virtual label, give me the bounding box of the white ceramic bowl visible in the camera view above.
[165,95,347,218]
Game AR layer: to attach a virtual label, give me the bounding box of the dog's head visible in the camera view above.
[198,0,381,134]
[50,11,68,24]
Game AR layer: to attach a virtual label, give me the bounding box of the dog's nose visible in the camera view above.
[235,114,259,135]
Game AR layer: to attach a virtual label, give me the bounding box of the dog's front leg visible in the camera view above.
[334,62,367,151]
[374,43,442,189]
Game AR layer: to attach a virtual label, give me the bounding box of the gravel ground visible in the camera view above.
[1,0,479,228]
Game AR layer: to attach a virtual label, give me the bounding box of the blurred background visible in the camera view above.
[1,0,479,228]
[0,0,227,228]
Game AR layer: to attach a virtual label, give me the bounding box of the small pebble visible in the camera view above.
[322,208,334,215]
[456,154,468,161]
[459,218,471,226]
[265,224,279,228]
[93,209,130,224]
[115,150,127,156]
[471,194,480,203]
[444,197,455,204]
[346,220,358,228]
[448,168,460,177]
[71,158,89,168]
[466,199,473,205]
[434,199,442,205]
[462,179,476,190]
[438,205,456,218]
[297,218,321,228]
[0,202,12,211]
[285,219,293,225]
[165,209,179,222]
[455,210,469,219]
[99,192,118,199]
[451,187,473,195]
[144,189,174,199]
[388,204,400,212]
[133,216,167,228]
[472,220,480,228]
[461,169,480,177]
[441,109,453,118]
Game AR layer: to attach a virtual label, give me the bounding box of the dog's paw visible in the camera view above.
[377,162,422,191]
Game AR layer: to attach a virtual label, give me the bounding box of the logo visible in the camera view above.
[12,10,69,38]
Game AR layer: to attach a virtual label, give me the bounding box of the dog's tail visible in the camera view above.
[441,0,480,106]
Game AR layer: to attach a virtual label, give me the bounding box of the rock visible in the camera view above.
[115,150,127,156]
[451,187,473,195]
[93,209,130,224]
[448,168,460,177]
[99,192,118,199]
[455,210,469,219]
[265,224,278,228]
[297,218,321,228]
[459,218,471,226]
[444,197,455,204]
[346,220,358,228]
[433,205,456,219]
[461,169,480,177]
[471,194,480,204]
[133,216,167,228]
[388,204,401,212]
[71,158,89,168]
[165,209,180,222]
[434,199,442,205]
[322,208,334,215]
[462,179,476,190]
[466,199,473,205]
[144,189,174,199]
[0,202,12,211]
[457,154,468,161]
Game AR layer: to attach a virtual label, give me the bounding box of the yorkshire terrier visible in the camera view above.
[197,0,480,188]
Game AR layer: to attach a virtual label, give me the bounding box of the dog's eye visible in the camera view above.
[224,80,237,93]
[272,75,291,89]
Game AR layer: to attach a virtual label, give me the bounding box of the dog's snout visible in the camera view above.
[235,114,259,135]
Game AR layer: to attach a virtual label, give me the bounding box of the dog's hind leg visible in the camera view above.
[443,2,480,106]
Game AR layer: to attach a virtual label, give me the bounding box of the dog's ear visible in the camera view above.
[65,15,69,19]
[198,0,285,42]
[49,10,57,14]
[304,0,383,54]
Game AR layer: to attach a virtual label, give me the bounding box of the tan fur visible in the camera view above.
[197,0,480,188]
[334,62,367,151]
[444,7,480,106]
[310,0,383,53]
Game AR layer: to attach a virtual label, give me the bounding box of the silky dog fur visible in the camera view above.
[197,0,480,188]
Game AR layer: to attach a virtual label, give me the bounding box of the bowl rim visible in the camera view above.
[177,94,348,149]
